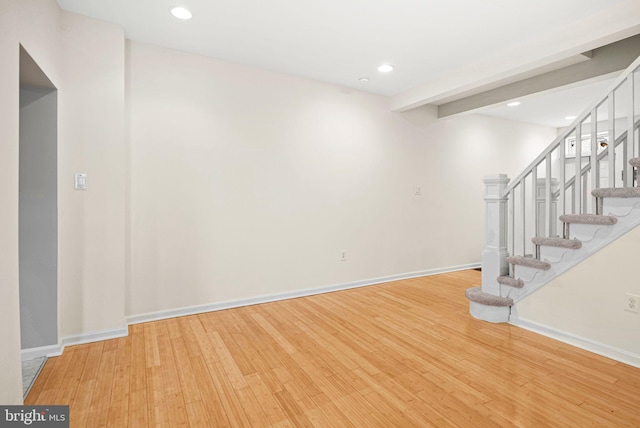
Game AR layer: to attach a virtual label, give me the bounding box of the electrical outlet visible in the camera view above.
[414,186,422,196]
[341,250,347,262]
[624,293,640,313]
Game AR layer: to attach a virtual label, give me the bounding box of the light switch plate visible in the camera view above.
[74,173,87,190]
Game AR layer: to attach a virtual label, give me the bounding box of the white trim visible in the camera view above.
[510,316,640,368]
[59,327,128,351]
[127,263,481,325]
[19,265,479,358]
[21,344,61,361]
[20,327,128,360]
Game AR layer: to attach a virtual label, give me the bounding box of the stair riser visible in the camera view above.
[538,246,581,264]
[512,264,551,283]
[497,278,524,289]
[567,223,615,242]
[601,197,640,217]
[504,286,527,301]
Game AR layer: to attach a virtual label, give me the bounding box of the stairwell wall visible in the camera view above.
[515,225,640,364]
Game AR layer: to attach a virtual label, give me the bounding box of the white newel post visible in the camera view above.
[482,174,510,296]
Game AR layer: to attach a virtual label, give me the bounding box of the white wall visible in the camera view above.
[127,41,556,318]
[515,225,640,361]
[0,0,62,405]
[58,11,126,339]
[2,0,637,405]
[1,2,554,402]
[0,1,126,403]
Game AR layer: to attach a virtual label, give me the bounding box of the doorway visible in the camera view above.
[19,45,58,397]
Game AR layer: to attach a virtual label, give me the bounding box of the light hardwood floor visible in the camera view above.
[26,270,640,427]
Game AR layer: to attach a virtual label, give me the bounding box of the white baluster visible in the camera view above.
[590,110,597,211]
[545,153,552,237]
[608,94,616,187]
[575,124,582,213]
[627,76,635,186]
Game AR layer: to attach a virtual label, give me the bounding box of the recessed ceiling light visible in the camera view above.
[507,101,521,107]
[359,77,369,83]
[565,115,577,121]
[171,6,192,20]
[377,64,394,73]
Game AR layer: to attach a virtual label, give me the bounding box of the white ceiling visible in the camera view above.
[480,76,618,129]
[56,0,640,127]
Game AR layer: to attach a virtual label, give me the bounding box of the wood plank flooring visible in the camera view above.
[25,270,640,427]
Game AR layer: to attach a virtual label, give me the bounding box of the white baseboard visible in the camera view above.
[60,327,128,350]
[21,327,129,360]
[510,317,640,368]
[21,344,62,362]
[21,264,480,357]
[127,263,481,325]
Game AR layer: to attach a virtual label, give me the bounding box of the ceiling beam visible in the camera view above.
[437,34,640,119]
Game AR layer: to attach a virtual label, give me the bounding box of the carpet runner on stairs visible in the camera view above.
[496,276,524,288]
[465,287,513,307]
[592,187,640,198]
[507,256,551,270]
[531,236,581,249]
[559,213,617,225]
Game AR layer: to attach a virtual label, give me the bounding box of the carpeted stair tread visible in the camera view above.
[497,276,524,288]
[592,187,640,198]
[507,256,551,270]
[629,157,640,168]
[559,214,617,225]
[531,236,582,249]
[465,287,513,307]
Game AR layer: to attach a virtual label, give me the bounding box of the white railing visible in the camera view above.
[502,56,640,268]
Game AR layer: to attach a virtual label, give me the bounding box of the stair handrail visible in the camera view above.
[491,53,640,266]
[503,54,640,197]
[557,118,640,197]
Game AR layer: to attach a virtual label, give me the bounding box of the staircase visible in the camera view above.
[466,54,640,323]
